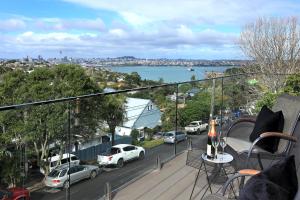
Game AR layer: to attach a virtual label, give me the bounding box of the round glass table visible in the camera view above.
[202,153,233,164]
[190,152,235,200]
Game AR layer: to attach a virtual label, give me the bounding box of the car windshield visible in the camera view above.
[48,169,61,177]
[165,133,174,137]
[190,122,198,126]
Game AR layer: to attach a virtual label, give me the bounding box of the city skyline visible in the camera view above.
[1,0,300,59]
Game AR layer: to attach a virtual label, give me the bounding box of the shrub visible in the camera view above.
[131,129,139,144]
[255,92,279,112]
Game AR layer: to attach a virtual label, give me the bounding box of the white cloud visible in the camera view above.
[0,16,106,32]
[62,0,300,26]
[0,18,26,31]
[35,18,106,31]
[0,25,239,58]
[120,12,152,26]
[108,28,127,37]
[3,0,299,58]
[176,25,195,42]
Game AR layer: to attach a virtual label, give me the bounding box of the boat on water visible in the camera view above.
[187,67,195,71]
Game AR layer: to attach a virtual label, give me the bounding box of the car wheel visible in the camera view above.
[90,170,97,179]
[117,158,124,168]
[63,180,70,189]
[139,151,145,160]
[196,129,201,135]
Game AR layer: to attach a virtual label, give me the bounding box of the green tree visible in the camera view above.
[101,95,126,146]
[179,92,211,127]
[284,74,300,96]
[179,83,192,94]
[0,153,21,187]
[161,101,176,131]
[124,72,142,87]
[0,64,102,176]
[0,70,27,161]
[222,76,251,111]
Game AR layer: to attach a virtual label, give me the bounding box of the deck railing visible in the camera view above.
[0,72,297,200]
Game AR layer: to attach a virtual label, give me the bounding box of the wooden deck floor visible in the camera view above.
[112,150,236,200]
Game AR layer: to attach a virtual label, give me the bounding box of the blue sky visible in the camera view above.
[0,0,299,59]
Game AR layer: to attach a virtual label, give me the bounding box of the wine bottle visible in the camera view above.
[207,119,217,159]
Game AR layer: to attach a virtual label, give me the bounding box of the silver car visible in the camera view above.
[44,165,100,189]
[152,132,165,140]
[163,131,187,144]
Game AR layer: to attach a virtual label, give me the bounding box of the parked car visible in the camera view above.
[152,132,165,140]
[163,131,187,144]
[97,144,145,168]
[40,153,80,174]
[184,121,208,134]
[44,164,100,189]
[0,187,30,200]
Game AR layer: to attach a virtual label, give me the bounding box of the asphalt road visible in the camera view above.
[30,134,208,200]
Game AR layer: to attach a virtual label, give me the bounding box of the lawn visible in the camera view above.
[139,139,164,149]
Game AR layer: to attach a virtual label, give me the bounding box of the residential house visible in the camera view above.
[116,98,162,139]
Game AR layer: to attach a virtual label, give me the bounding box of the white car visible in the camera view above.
[185,121,208,134]
[97,144,145,168]
[40,153,80,174]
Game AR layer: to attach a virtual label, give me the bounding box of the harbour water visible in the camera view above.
[106,66,233,83]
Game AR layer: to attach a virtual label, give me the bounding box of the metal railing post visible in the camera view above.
[209,76,216,121]
[66,102,71,200]
[221,77,224,135]
[156,155,162,171]
[187,138,192,151]
[105,182,112,200]
[175,84,179,155]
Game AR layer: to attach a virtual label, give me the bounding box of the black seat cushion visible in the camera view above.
[239,155,298,200]
[249,105,284,153]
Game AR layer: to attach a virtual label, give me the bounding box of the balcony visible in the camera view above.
[0,73,299,200]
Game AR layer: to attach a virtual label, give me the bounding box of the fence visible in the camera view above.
[73,136,132,161]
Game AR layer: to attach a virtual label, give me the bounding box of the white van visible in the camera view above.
[40,153,80,174]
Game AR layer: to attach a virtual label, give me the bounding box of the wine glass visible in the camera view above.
[219,137,227,155]
[211,137,219,159]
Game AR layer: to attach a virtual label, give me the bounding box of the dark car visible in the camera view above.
[0,187,30,200]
